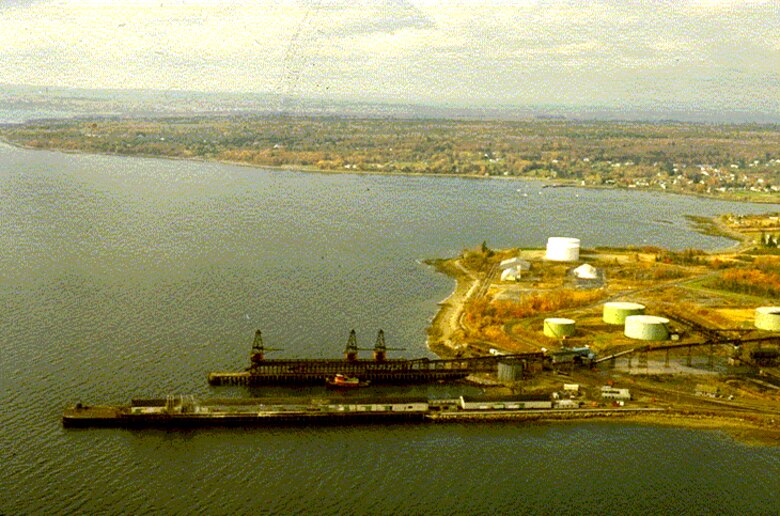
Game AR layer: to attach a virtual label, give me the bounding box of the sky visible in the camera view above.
[1,0,778,117]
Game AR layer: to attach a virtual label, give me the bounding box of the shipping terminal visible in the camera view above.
[206,329,546,386]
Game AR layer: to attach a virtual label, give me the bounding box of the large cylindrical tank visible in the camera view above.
[545,237,580,262]
[755,307,780,331]
[603,302,646,325]
[624,315,670,341]
[543,318,576,338]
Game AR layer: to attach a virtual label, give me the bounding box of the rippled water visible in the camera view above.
[1,143,778,515]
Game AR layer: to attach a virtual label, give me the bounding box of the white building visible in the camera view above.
[501,267,523,282]
[601,386,631,401]
[573,263,598,279]
[554,399,579,409]
[500,257,531,270]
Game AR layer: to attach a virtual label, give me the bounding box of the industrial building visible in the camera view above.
[459,395,552,410]
[601,386,631,401]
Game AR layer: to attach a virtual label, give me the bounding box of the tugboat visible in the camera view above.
[326,373,370,389]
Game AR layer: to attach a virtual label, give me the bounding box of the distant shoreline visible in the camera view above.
[3,137,779,206]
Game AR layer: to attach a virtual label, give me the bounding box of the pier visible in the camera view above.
[208,330,547,386]
[62,395,666,429]
[208,354,546,386]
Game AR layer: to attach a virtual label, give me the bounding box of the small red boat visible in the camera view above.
[326,374,371,389]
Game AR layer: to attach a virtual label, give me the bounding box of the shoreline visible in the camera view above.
[447,410,780,447]
[3,138,780,205]
[425,258,477,359]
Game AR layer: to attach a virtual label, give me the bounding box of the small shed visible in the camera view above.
[500,257,531,270]
[573,263,598,279]
[500,267,522,282]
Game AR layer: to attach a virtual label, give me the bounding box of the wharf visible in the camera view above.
[208,358,485,386]
[62,397,667,429]
[208,354,546,386]
[62,396,429,428]
[208,329,546,386]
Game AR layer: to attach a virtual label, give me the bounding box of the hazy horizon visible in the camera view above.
[1,1,778,123]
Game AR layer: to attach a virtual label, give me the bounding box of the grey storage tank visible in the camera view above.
[624,315,670,341]
[603,302,646,325]
[755,307,780,331]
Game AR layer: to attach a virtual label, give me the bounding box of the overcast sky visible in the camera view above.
[1,0,778,116]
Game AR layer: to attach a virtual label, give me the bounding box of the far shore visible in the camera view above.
[2,137,779,205]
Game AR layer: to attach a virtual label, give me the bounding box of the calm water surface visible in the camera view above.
[1,143,778,515]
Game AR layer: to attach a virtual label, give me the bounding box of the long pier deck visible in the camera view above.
[62,396,665,428]
[62,397,430,428]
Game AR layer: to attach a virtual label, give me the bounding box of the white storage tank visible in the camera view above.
[603,302,646,325]
[755,307,780,331]
[624,315,670,341]
[545,237,580,262]
[543,318,576,338]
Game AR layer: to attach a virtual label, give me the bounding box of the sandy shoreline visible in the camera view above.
[425,259,479,358]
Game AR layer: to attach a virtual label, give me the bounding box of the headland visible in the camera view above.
[424,213,780,444]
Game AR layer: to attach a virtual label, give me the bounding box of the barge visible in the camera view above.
[207,330,546,386]
[62,395,429,428]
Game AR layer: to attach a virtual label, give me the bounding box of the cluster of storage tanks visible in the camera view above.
[542,303,779,344]
[603,302,671,340]
[538,236,780,339]
[542,302,671,342]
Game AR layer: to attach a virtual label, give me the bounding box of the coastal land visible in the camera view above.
[1,116,779,203]
[425,214,780,444]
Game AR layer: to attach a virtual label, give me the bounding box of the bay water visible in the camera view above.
[1,143,778,515]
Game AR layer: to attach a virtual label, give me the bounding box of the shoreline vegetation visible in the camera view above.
[1,116,779,203]
[425,216,780,445]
